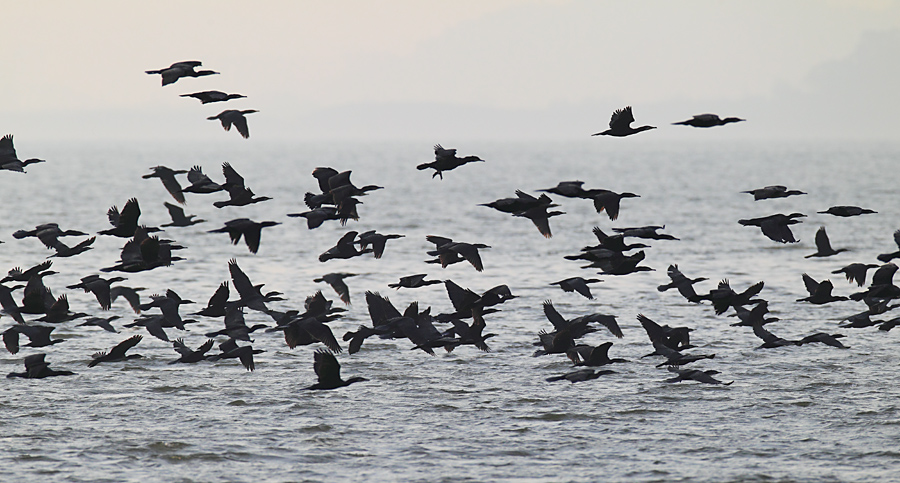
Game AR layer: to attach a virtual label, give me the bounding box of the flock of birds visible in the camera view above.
[3,60,899,391]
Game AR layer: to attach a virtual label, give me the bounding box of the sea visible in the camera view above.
[1,139,899,482]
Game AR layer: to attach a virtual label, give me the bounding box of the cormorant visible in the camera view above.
[797,274,848,304]
[664,368,732,385]
[673,113,744,128]
[741,185,806,201]
[319,231,372,262]
[657,264,708,303]
[208,339,264,371]
[180,90,246,104]
[181,165,225,194]
[162,202,205,227]
[416,144,484,179]
[208,110,258,139]
[99,198,159,238]
[877,230,900,262]
[142,166,187,204]
[208,218,280,254]
[805,226,848,258]
[355,230,404,259]
[591,106,656,137]
[389,274,443,289]
[170,338,216,363]
[88,335,143,366]
[738,213,806,243]
[0,134,45,173]
[566,342,628,367]
[514,204,565,238]
[818,206,877,217]
[591,190,640,221]
[314,272,357,305]
[546,368,615,383]
[480,190,554,213]
[426,237,490,272]
[832,263,879,286]
[7,354,75,379]
[550,277,603,300]
[146,61,218,86]
[305,349,367,390]
[612,225,679,240]
[3,324,65,354]
[213,163,272,208]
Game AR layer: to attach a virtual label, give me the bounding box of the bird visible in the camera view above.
[76,316,121,333]
[47,236,96,258]
[88,335,143,367]
[208,339,264,371]
[142,166,187,204]
[657,264,708,303]
[314,273,357,305]
[591,190,640,221]
[738,213,806,243]
[702,279,765,315]
[180,90,246,104]
[138,289,195,330]
[288,206,340,229]
[0,134,45,173]
[480,190,554,213]
[878,230,900,262]
[66,275,127,310]
[355,230,404,259]
[207,110,258,139]
[416,144,484,179]
[13,223,88,250]
[550,277,603,300]
[145,61,218,86]
[213,163,272,208]
[98,198,159,238]
[388,274,443,290]
[750,322,800,349]
[193,281,230,318]
[170,338,216,364]
[204,304,268,342]
[741,185,806,201]
[832,263,880,286]
[805,226,848,258]
[818,206,877,217]
[664,368,732,385]
[591,106,656,137]
[0,283,26,324]
[181,165,225,194]
[673,113,744,128]
[612,225,679,240]
[514,204,565,238]
[797,274,848,305]
[319,231,372,262]
[7,354,75,379]
[797,333,848,349]
[566,342,628,367]
[3,324,65,354]
[227,259,283,313]
[636,314,695,354]
[305,349,367,390]
[546,368,615,383]
[537,181,598,199]
[161,202,205,227]
[208,218,281,254]
[426,237,490,272]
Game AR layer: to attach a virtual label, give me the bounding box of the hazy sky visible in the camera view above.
[3,0,899,141]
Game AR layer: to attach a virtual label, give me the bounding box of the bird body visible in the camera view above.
[673,113,744,128]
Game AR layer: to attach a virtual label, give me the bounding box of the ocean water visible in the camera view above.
[1,139,899,482]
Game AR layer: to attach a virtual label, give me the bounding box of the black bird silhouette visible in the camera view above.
[213,163,272,208]
[591,190,640,221]
[612,225,679,240]
[592,106,656,137]
[832,263,880,286]
[205,304,268,342]
[636,314,695,355]
[567,342,628,367]
[99,198,159,238]
[88,335,143,367]
[288,206,341,229]
[180,90,246,104]
[389,274,443,290]
[170,338,216,363]
[805,226,848,258]
[798,333,848,349]
[664,368,732,385]
[76,316,121,333]
[193,281,230,318]
[658,264,708,303]
[208,218,280,254]
[702,279,765,315]
[208,110,258,139]
[481,190,554,213]
[878,230,900,262]
[47,236,96,259]
[142,166,187,204]
[0,283,26,324]
[314,273,357,305]
[355,230,404,259]
[673,113,744,128]
[162,202,205,227]
[7,354,75,379]
[426,236,490,272]
[797,274,848,304]
[208,339,264,371]
[0,134,45,173]
[146,60,218,86]
[546,368,615,383]
[67,275,128,310]
[550,277,603,300]
[12,224,88,250]
[537,181,597,199]
[228,259,284,313]
[319,231,372,262]
[738,213,806,243]
[818,206,877,217]
[181,165,225,194]
[741,185,806,201]
[416,144,484,179]
[305,349,367,390]
[514,204,565,238]
[3,324,65,354]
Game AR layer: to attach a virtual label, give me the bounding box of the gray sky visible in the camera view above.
[3,0,899,141]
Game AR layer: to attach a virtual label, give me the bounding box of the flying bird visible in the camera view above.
[145,61,218,86]
[591,106,656,137]
[208,110,258,139]
[672,113,744,128]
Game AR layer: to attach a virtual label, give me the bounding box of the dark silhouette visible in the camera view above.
[566,342,628,367]
[146,61,218,86]
[818,206,877,217]
[805,226,848,258]
[88,335,143,367]
[208,218,280,254]
[741,185,806,201]
[797,274,848,304]
[170,338,216,363]
[591,106,656,137]
[314,273,356,305]
[878,230,900,262]
[356,230,404,259]
[664,368,732,385]
[213,163,272,208]
[481,190,553,213]
[832,263,880,286]
[162,202,205,227]
[143,166,187,204]
[7,354,75,379]
[657,264,708,303]
[12,224,87,250]
[180,90,246,104]
[673,113,744,128]
[3,324,65,354]
[208,339,264,371]
[99,198,158,238]
[0,134,45,173]
[182,165,225,194]
[738,213,806,243]
[305,349,367,390]
[417,144,484,179]
[591,190,640,221]
[546,369,615,383]
[319,231,372,262]
[702,279,765,315]
[389,274,443,290]
[550,277,603,300]
[208,110,258,139]
[612,225,679,240]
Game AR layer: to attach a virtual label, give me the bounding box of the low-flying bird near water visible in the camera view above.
[305,349,367,390]
[741,185,806,201]
[591,106,656,137]
[1,134,45,173]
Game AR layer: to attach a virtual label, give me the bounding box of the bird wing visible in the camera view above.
[221,162,245,188]
[0,134,16,160]
[313,349,342,384]
[233,114,250,139]
[609,106,635,130]
[228,259,255,299]
[454,243,485,272]
[110,334,142,357]
[542,301,568,330]
[814,226,832,252]
[801,273,819,295]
